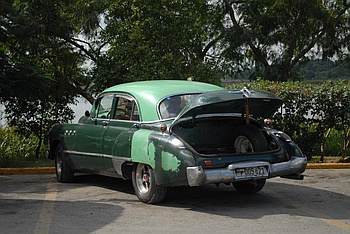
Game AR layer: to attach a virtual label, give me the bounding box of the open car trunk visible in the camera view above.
[172,116,276,155]
[170,89,283,156]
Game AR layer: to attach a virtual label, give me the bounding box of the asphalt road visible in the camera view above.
[0,169,349,234]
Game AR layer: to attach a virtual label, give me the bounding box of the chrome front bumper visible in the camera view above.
[186,156,307,186]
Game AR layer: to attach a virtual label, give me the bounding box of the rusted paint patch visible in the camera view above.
[161,151,181,172]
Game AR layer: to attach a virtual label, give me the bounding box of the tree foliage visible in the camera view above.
[221,0,350,81]
[1,0,350,158]
[2,0,350,101]
[90,0,223,92]
[301,60,350,80]
[1,0,86,156]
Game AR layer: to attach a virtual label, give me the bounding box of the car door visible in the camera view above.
[72,94,116,171]
[102,94,140,174]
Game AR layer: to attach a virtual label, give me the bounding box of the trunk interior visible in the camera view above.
[171,117,278,155]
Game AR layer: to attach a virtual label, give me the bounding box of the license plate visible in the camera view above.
[235,166,268,179]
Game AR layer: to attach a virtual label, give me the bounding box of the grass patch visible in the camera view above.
[308,156,343,163]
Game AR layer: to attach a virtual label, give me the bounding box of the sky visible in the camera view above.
[0,97,92,127]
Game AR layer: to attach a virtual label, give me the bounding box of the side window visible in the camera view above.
[96,95,114,118]
[132,102,140,121]
[114,96,140,121]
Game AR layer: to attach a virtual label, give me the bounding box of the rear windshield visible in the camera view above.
[159,94,198,119]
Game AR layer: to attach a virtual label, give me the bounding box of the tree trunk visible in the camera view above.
[35,113,44,159]
[35,135,42,159]
[341,127,350,159]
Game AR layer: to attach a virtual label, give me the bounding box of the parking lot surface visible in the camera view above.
[0,169,349,234]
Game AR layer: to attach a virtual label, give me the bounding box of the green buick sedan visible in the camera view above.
[48,80,307,204]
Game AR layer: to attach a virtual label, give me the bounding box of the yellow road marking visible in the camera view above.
[34,180,58,234]
[265,188,350,233]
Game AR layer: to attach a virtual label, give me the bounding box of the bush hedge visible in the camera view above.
[226,80,350,161]
[0,127,49,167]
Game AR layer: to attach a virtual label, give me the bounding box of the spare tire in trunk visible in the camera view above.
[232,125,268,153]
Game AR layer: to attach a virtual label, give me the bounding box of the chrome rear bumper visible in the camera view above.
[186,156,307,186]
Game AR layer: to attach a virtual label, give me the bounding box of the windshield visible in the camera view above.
[159,94,198,119]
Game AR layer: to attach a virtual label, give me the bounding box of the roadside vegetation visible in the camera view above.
[1,1,350,167]
[1,80,349,168]
[228,80,350,162]
[0,127,53,168]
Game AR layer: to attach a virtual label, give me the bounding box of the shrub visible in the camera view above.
[0,127,49,167]
[314,129,350,157]
[226,80,350,160]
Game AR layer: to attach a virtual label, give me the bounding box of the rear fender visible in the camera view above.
[131,129,196,186]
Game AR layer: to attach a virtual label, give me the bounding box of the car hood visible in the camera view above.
[174,88,283,122]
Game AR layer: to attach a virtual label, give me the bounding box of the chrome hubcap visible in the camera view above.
[136,164,151,194]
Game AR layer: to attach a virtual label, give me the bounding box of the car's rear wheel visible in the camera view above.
[132,163,167,204]
[233,179,266,194]
[55,143,74,183]
[233,125,268,153]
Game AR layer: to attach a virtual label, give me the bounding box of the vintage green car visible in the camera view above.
[48,80,307,204]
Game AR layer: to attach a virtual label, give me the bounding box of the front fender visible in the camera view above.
[48,124,64,159]
[48,123,79,161]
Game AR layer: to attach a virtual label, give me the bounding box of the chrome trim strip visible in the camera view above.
[108,119,140,124]
[64,150,132,162]
[65,150,101,157]
[103,154,132,161]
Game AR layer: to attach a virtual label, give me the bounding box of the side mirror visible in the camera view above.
[85,110,90,117]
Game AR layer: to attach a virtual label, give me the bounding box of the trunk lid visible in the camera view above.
[173,89,283,123]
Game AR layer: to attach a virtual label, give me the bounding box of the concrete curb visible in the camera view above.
[0,167,55,175]
[307,163,350,169]
[0,163,349,175]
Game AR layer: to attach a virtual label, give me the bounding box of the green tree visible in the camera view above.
[0,0,92,156]
[0,0,110,104]
[1,0,225,156]
[2,0,224,101]
[91,0,224,92]
[221,0,350,81]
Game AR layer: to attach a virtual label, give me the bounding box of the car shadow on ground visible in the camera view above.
[68,173,350,222]
[72,173,135,195]
[163,179,350,222]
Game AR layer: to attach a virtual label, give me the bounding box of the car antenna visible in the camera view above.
[241,87,251,125]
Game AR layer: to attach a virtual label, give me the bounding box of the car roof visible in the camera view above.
[100,80,223,121]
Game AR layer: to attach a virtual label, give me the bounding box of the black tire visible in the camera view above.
[55,143,74,183]
[233,179,266,194]
[232,125,268,153]
[132,163,167,204]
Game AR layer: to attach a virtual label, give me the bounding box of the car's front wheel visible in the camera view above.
[132,163,167,204]
[55,143,74,183]
[233,179,266,194]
